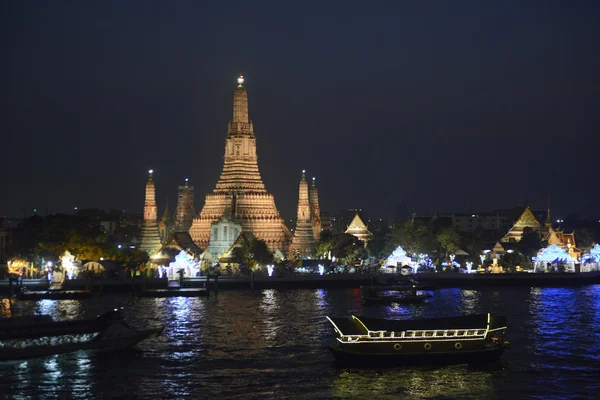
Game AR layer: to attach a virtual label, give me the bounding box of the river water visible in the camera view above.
[1,286,599,399]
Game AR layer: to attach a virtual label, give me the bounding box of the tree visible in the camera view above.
[231,238,273,268]
[575,228,596,249]
[461,229,484,264]
[315,231,336,259]
[385,219,433,256]
[517,227,541,260]
[333,234,366,266]
[436,228,461,260]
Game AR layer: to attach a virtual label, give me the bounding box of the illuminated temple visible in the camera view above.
[189,76,291,253]
[289,171,316,257]
[139,170,162,255]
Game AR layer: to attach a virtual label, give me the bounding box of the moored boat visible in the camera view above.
[0,309,163,362]
[326,313,509,365]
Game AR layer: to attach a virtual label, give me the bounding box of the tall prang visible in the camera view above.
[139,170,162,256]
[309,177,322,241]
[289,170,316,257]
[174,178,195,233]
[189,76,291,253]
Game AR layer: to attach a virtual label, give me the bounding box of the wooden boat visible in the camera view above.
[326,313,509,365]
[0,309,163,362]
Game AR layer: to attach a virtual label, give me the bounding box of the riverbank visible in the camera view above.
[1,271,599,294]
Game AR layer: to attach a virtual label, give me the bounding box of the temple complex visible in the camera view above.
[174,179,195,233]
[139,170,162,256]
[309,177,322,241]
[345,212,372,245]
[289,171,316,257]
[189,76,291,253]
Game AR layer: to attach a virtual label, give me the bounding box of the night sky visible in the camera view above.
[2,1,599,221]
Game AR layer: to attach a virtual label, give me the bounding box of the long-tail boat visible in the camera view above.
[0,309,162,362]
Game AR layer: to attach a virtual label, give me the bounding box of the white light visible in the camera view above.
[118,245,122,249]
[507,250,514,254]
[318,264,325,276]
[483,250,491,254]
[237,75,244,85]
[74,207,78,210]
[149,169,153,174]
[100,257,104,261]
[267,265,274,277]
[185,178,189,182]
[302,169,306,174]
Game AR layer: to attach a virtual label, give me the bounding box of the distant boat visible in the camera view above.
[0,309,163,362]
[326,313,509,365]
[360,285,433,304]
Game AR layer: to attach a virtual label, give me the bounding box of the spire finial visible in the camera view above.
[148,169,154,179]
[237,75,244,87]
[312,177,316,186]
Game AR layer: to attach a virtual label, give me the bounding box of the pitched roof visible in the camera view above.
[345,213,372,239]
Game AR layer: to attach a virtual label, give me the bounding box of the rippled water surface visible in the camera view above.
[1,286,600,399]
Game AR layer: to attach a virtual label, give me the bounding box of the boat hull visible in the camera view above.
[329,342,504,366]
[0,328,162,362]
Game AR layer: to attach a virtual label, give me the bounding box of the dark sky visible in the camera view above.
[1,0,599,221]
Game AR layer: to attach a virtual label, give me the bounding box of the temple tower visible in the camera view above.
[189,76,291,253]
[174,178,195,233]
[309,177,322,241]
[289,170,316,257]
[545,194,552,229]
[139,170,162,256]
[158,199,172,242]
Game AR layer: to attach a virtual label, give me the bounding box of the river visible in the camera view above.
[1,286,599,399]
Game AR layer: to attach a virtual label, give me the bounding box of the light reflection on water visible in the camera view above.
[1,287,599,399]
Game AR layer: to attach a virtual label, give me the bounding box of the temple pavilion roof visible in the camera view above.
[345,212,372,238]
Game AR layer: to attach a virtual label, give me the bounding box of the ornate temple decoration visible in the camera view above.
[345,212,372,245]
[289,170,316,257]
[205,212,242,260]
[309,177,322,241]
[139,170,162,256]
[189,76,291,253]
[174,178,195,233]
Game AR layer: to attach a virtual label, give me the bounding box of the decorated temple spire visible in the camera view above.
[289,169,316,257]
[189,77,291,254]
[174,178,195,233]
[139,169,162,255]
[232,74,249,124]
[309,176,322,241]
[545,193,552,228]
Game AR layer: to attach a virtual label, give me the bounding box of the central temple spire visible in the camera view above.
[232,74,249,125]
[189,76,291,253]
